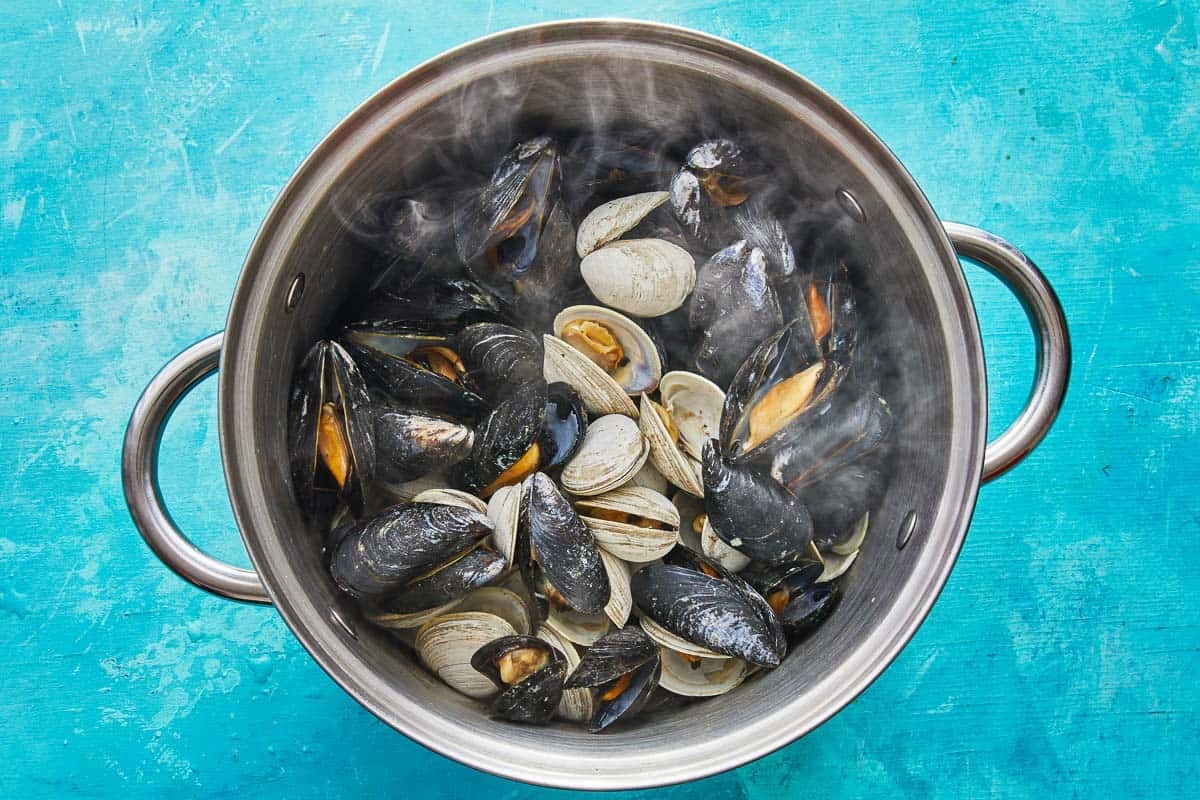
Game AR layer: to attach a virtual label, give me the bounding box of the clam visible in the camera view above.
[657,649,750,697]
[472,635,566,724]
[702,440,813,565]
[580,239,696,317]
[364,545,506,626]
[535,624,594,723]
[817,550,858,583]
[415,611,518,698]
[378,470,451,502]
[831,511,870,556]
[672,494,705,552]
[485,483,522,565]
[330,503,493,598]
[539,381,587,469]
[542,334,638,418]
[639,394,703,497]
[559,415,650,496]
[553,305,662,395]
[289,339,375,520]
[658,371,725,461]
[455,381,546,497]
[374,407,473,486]
[363,599,460,631]
[457,586,534,634]
[575,191,670,258]
[411,488,487,514]
[574,487,679,563]
[700,517,750,573]
[638,615,728,661]
[631,563,784,667]
[563,626,661,732]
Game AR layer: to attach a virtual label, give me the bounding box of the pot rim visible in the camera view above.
[219,19,986,790]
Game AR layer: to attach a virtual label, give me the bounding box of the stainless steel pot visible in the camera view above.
[121,21,1069,790]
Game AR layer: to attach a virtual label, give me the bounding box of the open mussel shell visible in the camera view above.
[639,394,703,497]
[542,334,639,418]
[374,406,473,486]
[574,487,679,563]
[535,624,594,723]
[587,658,660,733]
[415,611,518,699]
[580,238,696,318]
[525,472,610,615]
[575,191,669,257]
[338,278,504,354]
[701,440,813,565]
[342,339,487,419]
[539,381,587,469]
[564,626,658,689]
[560,414,650,496]
[777,582,840,639]
[766,389,893,492]
[689,240,784,388]
[455,381,546,497]
[487,656,567,726]
[631,563,784,668]
[658,371,725,462]
[658,649,750,698]
[288,339,376,520]
[365,545,506,623]
[454,322,544,405]
[553,305,662,395]
[471,635,558,687]
[329,502,493,598]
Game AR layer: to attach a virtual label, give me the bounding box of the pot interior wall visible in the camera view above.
[229,35,961,777]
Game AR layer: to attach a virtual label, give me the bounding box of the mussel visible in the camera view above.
[747,559,841,640]
[365,545,507,627]
[472,635,567,724]
[563,626,661,732]
[539,382,587,469]
[455,381,546,497]
[329,502,494,598]
[374,406,474,486]
[453,322,544,404]
[521,472,610,616]
[288,339,375,520]
[631,562,784,668]
[338,278,504,355]
[342,337,487,420]
[701,440,813,565]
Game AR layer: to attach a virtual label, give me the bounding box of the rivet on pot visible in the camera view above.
[895,509,918,550]
[285,273,306,313]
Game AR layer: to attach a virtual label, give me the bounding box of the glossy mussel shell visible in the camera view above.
[471,634,566,725]
[564,626,661,732]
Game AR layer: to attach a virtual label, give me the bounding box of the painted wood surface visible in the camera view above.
[2,2,1196,797]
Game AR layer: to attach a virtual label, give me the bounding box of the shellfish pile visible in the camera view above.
[289,135,892,731]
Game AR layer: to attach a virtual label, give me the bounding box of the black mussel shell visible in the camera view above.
[669,168,704,237]
[489,658,566,725]
[743,559,824,599]
[631,563,784,668]
[525,472,610,615]
[329,503,493,598]
[505,201,589,331]
[538,382,587,469]
[702,440,813,565]
[342,340,487,420]
[455,382,546,495]
[564,626,658,689]
[339,278,505,352]
[454,137,559,266]
[718,317,845,462]
[471,634,559,688]
[778,582,840,640]
[454,322,544,404]
[560,137,678,217]
[805,455,888,548]
[589,658,661,733]
[767,389,893,493]
[371,546,506,615]
[688,241,783,387]
[288,340,376,520]
[374,406,474,485]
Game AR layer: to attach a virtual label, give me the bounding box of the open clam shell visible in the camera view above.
[639,394,703,497]
[638,615,729,661]
[580,238,697,317]
[658,648,750,697]
[560,414,650,496]
[818,549,858,583]
[457,586,533,635]
[672,493,705,552]
[553,305,662,395]
[575,191,670,257]
[575,487,679,563]
[535,625,594,723]
[831,511,870,556]
[412,488,487,514]
[659,371,725,462]
[542,334,639,418]
[701,517,751,573]
[485,483,522,565]
[415,611,517,699]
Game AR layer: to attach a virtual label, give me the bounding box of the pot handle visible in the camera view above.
[943,222,1070,483]
[122,332,271,604]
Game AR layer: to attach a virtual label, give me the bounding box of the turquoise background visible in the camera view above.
[2,1,1197,797]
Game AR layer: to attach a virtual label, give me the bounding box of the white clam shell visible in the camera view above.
[580,238,696,317]
[600,548,632,628]
[575,487,680,563]
[576,191,670,257]
[638,615,729,660]
[659,371,726,461]
[626,461,670,495]
[560,414,650,496]
[701,518,751,572]
[412,488,487,514]
[456,587,532,635]
[365,599,461,630]
[536,625,594,723]
[658,648,750,697]
[378,471,451,502]
[543,335,638,418]
[639,394,704,497]
[415,611,517,698]
[831,511,870,556]
[818,549,858,583]
[672,493,705,551]
[485,483,522,565]
[553,305,662,394]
